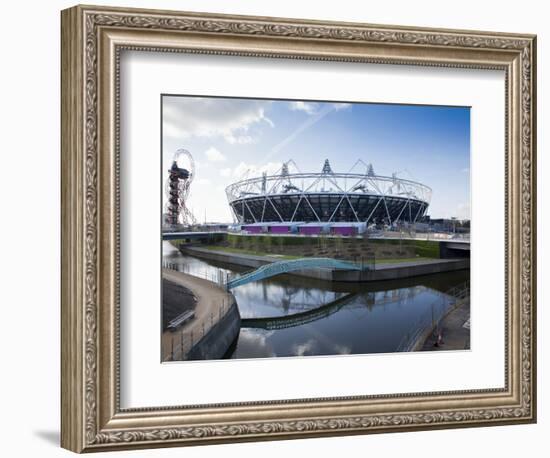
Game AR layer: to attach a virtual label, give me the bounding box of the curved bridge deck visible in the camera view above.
[226,257,364,289]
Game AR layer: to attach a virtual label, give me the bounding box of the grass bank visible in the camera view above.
[225,233,441,259]
[202,245,299,260]
[368,238,440,258]
[202,245,433,265]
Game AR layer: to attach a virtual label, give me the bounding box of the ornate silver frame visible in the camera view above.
[61,4,537,453]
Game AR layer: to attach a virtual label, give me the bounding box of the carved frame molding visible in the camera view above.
[61,5,536,452]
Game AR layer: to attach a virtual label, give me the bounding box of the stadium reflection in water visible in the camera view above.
[163,243,469,359]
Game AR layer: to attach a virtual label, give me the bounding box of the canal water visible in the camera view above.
[163,243,469,359]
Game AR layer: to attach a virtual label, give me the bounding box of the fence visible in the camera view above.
[165,295,233,361]
[396,280,470,352]
[371,230,470,242]
[162,260,234,361]
[162,260,228,288]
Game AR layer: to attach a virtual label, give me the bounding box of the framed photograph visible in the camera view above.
[61,4,537,453]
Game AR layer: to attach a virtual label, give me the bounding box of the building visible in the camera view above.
[329,222,366,236]
[225,159,431,226]
[298,222,331,236]
[242,222,302,234]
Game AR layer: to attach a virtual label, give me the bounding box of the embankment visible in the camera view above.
[186,302,240,360]
[162,269,240,361]
[180,246,469,283]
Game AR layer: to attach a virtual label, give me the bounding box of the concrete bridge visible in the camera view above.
[162,231,226,242]
[439,240,470,258]
[225,257,365,290]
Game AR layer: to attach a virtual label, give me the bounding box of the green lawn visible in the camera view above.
[201,245,300,260]
[226,233,441,258]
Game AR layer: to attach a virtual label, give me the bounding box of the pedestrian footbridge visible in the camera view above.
[225,257,364,290]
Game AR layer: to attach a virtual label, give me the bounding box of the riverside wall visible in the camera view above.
[186,301,241,361]
[180,246,469,283]
[162,269,241,361]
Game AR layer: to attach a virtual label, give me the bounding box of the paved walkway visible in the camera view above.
[421,299,471,351]
[162,269,234,361]
[374,258,465,270]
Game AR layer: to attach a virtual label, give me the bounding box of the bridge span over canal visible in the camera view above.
[162,231,226,242]
[225,257,366,290]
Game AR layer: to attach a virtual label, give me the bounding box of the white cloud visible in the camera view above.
[205,147,226,162]
[332,102,351,111]
[289,101,351,116]
[163,97,274,144]
[231,161,282,180]
[292,339,317,357]
[289,101,319,115]
[234,330,276,358]
[224,133,255,145]
[263,117,275,128]
[333,344,352,354]
[194,178,211,186]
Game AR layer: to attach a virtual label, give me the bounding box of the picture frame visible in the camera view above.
[61,4,537,453]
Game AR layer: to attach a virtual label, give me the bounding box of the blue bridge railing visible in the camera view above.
[226,257,366,290]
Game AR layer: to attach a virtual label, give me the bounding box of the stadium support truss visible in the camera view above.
[225,159,432,226]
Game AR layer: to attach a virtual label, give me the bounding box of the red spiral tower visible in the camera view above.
[164,149,196,227]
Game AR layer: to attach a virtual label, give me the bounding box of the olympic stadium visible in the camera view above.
[225,159,432,226]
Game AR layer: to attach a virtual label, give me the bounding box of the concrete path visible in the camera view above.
[162,269,234,361]
[421,299,471,351]
[374,258,465,270]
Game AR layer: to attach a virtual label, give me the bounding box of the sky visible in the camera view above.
[162,95,470,223]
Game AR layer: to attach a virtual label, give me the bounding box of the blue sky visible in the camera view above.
[162,96,470,222]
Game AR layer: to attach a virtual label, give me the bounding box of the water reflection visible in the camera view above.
[163,243,468,358]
